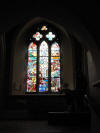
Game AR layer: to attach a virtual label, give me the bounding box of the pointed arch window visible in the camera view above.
[27,24,61,93]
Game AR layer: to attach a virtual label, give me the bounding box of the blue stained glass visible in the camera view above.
[28,56,37,61]
[39,78,48,92]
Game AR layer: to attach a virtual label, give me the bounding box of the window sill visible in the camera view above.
[25,93,66,96]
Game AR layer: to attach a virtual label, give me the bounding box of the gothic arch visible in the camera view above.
[10,17,74,95]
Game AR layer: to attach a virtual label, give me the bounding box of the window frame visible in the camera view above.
[25,22,63,94]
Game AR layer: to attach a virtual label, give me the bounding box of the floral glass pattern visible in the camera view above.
[46,32,55,41]
[33,32,43,41]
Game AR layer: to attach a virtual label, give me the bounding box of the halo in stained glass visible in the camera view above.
[40,41,48,56]
[33,32,43,41]
[46,32,55,41]
[51,78,60,92]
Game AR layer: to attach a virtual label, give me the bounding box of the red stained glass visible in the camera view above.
[27,77,36,92]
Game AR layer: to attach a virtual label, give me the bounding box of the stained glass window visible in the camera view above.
[51,42,60,92]
[26,24,61,93]
[27,42,37,92]
[39,41,48,92]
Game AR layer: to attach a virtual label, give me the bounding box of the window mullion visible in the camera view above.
[48,43,51,93]
[36,43,39,93]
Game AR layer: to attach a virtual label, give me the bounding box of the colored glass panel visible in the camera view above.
[28,42,37,50]
[51,78,60,92]
[33,32,43,41]
[51,56,60,60]
[28,56,37,61]
[40,41,48,56]
[51,42,60,56]
[27,42,37,92]
[46,32,55,41]
[51,50,60,56]
[39,57,48,78]
[51,42,60,51]
[39,78,48,92]
[28,50,37,57]
[27,59,37,77]
[27,77,36,92]
[51,57,60,77]
[39,41,49,92]
[41,26,48,31]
